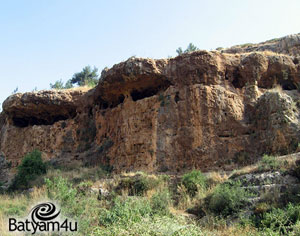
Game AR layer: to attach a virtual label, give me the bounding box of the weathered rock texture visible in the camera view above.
[1,34,300,174]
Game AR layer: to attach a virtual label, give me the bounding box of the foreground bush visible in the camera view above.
[150,189,172,215]
[250,203,300,235]
[9,150,47,191]
[182,170,207,196]
[45,176,100,235]
[207,180,252,217]
[99,197,152,227]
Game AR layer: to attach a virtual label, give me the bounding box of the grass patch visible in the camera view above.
[258,154,282,172]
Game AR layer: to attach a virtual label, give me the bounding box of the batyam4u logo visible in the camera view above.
[9,202,77,234]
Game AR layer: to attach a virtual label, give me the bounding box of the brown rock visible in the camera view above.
[1,34,300,173]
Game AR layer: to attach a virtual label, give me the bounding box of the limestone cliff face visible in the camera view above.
[1,35,300,178]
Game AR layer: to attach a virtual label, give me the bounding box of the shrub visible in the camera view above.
[258,154,281,172]
[182,170,207,197]
[207,180,252,217]
[255,203,300,234]
[150,189,172,215]
[45,176,100,235]
[99,197,152,227]
[9,150,47,190]
[45,176,77,207]
[116,174,160,196]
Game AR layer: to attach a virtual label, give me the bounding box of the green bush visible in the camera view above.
[117,174,160,196]
[99,197,152,227]
[207,180,252,217]
[45,176,77,208]
[252,203,300,234]
[182,170,207,196]
[45,176,100,235]
[150,189,172,215]
[258,154,281,172]
[9,150,47,190]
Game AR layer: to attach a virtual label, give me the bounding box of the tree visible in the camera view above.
[70,66,99,87]
[64,79,74,89]
[9,150,47,190]
[176,43,199,55]
[50,79,64,89]
[50,79,74,90]
[176,47,183,55]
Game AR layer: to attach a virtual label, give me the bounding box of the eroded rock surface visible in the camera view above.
[1,35,300,173]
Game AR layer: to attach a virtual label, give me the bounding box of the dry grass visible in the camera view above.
[213,225,257,236]
[206,171,229,185]
[176,183,215,211]
[0,187,47,236]
[270,84,284,93]
[229,164,259,178]
[229,152,300,178]
[63,85,94,92]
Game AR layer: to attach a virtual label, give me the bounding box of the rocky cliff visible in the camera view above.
[1,34,300,180]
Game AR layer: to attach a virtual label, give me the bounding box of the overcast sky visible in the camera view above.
[0,0,300,106]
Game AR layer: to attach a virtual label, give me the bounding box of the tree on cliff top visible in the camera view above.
[71,65,99,87]
[50,79,65,89]
[176,43,199,55]
[50,66,99,89]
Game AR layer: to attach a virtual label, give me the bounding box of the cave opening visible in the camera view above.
[131,88,159,101]
[12,113,75,128]
[281,80,297,90]
[130,80,172,101]
[110,94,125,108]
[231,69,244,88]
[97,94,125,110]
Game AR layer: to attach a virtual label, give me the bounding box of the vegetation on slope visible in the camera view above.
[1,151,300,235]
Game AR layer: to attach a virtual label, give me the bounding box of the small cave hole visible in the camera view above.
[232,78,243,88]
[98,94,125,110]
[293,58,299,65]
[130,79,171,102]
[224,69,229,80]
[231,70,244,88]
[174,92,180,103]
[131,88,159,101]
[281,81,297,90]
[109,94,125,108]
